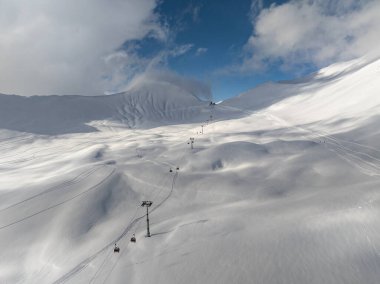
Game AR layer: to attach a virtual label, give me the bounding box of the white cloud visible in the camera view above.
[0,0,165,96]
[196,47,208,56]
[102,43,196,94]
[251,0,264,17]
[243,0,380,71]
[169,44,194,57]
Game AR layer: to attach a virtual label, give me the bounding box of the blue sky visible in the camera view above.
[132,0,295,100]
[126,0,380,101]
[1,0,379,98]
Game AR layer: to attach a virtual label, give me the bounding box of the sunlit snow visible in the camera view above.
[1,57,380,284]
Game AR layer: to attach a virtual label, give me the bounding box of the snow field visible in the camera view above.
[1,57,380,283]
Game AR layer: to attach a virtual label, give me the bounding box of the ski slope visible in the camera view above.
[1,57,380,284]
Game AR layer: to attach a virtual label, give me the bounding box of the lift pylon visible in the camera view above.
[141,201,153,237]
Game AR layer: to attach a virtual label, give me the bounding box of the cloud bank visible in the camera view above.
[244,0,380,71]
[0,0,164,96]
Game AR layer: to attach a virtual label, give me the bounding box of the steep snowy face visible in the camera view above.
[268,57,380,127]
[0,80,210,135]
[115,80,208,128]
[224,57,380,133]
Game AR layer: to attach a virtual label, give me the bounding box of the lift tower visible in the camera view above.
[141,201,153,237]
[188,137,195,149]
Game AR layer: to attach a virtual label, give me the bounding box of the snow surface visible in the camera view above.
[1,57,380,284]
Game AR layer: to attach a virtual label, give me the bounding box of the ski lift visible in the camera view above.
[130,234,136,243]
[169,168,173,172]
[114,244,120,253]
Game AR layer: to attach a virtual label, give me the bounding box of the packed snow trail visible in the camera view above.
[265,113,380,176]
[88,247,113,284]
[0,141,94,166]
[52,214,142,284]
[0,167,115,230]
[0,165,106,213]
[89,205,144,284]
[218,103,380,176]
[95,171,180,284]
[52,169,180,284]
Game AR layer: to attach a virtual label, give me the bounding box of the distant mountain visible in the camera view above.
[0,79,210,135]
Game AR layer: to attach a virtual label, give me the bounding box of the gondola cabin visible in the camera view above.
[130,235,136,243]
[114,244,120,253]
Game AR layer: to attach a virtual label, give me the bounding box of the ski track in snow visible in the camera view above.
[0,165,106,213]
[0,168,116,231]
[219,104,380,176]
[265,113,380,176]
[2,57,380,284]
[53,172,179,284]
[2,109,379,283]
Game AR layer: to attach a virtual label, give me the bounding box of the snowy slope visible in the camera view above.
[1,57,380,284]
[115,80,208,128]
[224,56,380,131]
[0,79,210,135]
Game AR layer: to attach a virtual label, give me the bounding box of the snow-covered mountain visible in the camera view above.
[1,57,380,284]
[225,56,380,125]
[0,78,211,135]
